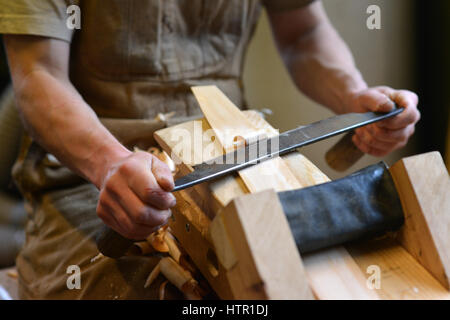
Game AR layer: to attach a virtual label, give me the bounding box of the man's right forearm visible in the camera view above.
[5,36,131,188]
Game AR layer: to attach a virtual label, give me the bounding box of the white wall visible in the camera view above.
[243,0,416,179]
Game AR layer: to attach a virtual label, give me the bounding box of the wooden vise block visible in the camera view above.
[345,151,450,300]
[390,152,450,289]
[210,190,313,299]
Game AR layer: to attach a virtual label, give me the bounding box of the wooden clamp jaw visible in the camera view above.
[209,190,312,299]
[389,151,450,289]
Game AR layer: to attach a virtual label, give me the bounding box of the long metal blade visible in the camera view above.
[173,107,403,191]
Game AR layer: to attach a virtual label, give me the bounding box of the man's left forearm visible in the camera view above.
[268,1,420,157]
[269,2,367,114]
[283,24,368,114]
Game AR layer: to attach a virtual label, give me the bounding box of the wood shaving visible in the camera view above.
[7,270,18,279]
[144,262,161,289]
[90,253,104,263]
[159,280,169,300]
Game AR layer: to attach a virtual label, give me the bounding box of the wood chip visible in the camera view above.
[147,229,169,253]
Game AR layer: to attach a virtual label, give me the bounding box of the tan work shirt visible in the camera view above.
[1,0,314,119]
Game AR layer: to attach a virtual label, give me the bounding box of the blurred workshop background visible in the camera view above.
[0,0,449,268]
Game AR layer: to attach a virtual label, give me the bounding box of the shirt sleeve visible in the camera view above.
[262,0,317,12]
[0,0,79,42]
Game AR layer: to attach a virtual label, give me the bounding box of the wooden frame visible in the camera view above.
[154,86,450,300]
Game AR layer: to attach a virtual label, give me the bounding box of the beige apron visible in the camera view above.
[13,0,262,299]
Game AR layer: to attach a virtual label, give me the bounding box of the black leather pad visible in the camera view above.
[278,162,404,254]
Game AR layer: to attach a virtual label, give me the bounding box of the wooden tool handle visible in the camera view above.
[325,131,364,172]
[96,225,136,259]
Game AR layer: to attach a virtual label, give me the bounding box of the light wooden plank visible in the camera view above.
[191,86,266,153]
[240,110,279,138]
[303,247,379,300]
[154,117,222,170]
[282,152,330,188]
[347,238,450,300]
[239,157,302,192]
